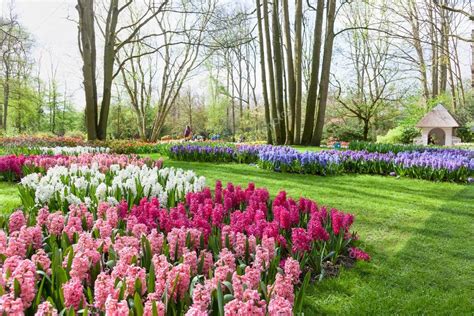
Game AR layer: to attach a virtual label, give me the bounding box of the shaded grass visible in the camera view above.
[153,158,474,314]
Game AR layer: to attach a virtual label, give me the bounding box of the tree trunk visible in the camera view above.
[471,28,474,88]
[255,0,273,144]
[97,0,119,140]
[363,119,369,141]
[408,0,430,101]
[428,0,439,98]
[293,0,303,144]
[439,2,449,93]
[77,0,98,140]
[271,0,286,144]
[262,0,280,142]
[301,0,324,145]
[282,0,295,144]
[311,0,336,146]
[2,79,8,130]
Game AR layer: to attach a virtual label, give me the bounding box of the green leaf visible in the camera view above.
[13,279,21,298]
[294,271,311,313]
[147,263,156,293]
[216,282,224,316]
[134,292,144,315]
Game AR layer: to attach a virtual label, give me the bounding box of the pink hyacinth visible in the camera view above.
[0,293,24,315]
[10,259,37,307]
[32,249,52,275]
[144,299,166,316]
[268,274,294,303]
[253,245,270,271]
[125,265,146,296]
[331,209,345,235]
[185,306,208,316]
[242,266,261,290]
[63,277,84,310]
[69,253,91,280]
[9,210,26,233]
[36,207,50,226]
[6,234,27,258]
[64,216,83,240]
[19,225,43,250]
[94,272,116,309]
[46,212,65,235]
[349,247,371,261]
[268,296,293,316]
[284,257,301,284]
[0,231,7,255]
[148,229,164,254]
[166,263,191,301]
[183,249,198,274]
[291,228,311,253]
[190,282,211,312]
[105,296,129,315]
[198,250,213,275]
[35,301,58,316]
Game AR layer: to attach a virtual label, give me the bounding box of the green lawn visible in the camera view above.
[0,182,20,212]
[1,157,473,314]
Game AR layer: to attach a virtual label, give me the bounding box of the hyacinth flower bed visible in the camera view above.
[19,165,205,210]
[0,177,369,315]
[0,153,160,182]
[1,136,86,149]
[168,144,474,183]
[4,146,110,156]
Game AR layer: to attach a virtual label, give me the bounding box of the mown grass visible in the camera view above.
[0,155,472,314]
[0,182,20,213]
[149,157,474,314]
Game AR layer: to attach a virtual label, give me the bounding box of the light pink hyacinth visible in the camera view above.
[63,277,84,310]
[9,210,26,233]
[35,301,58,316]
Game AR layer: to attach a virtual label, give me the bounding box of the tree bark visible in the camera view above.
[262,0,280,142]
[427,0,439,98]
[2,76,8,130]
[271,0,286,144]
[311,0,336,146]
[293,0,303,144]
[256,0,273,144]
[301,0,324,144]
[282,0,295,144]
[77,0,98,140]
[408,0,430,101]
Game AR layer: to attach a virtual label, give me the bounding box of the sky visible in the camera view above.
[1,0,472,109]
[1,0,83,104]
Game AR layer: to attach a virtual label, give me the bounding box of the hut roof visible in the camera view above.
[416,104,459,128]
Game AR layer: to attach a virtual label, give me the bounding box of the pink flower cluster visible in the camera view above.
[0,180,368,314]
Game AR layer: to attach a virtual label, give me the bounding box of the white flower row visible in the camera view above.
[38,146,110,155]
[19,164,206,209]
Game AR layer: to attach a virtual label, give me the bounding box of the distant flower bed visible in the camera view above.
[168,144,473,182]
[1,136,85,148]
[0,179,368,314]
[0,153,160,182]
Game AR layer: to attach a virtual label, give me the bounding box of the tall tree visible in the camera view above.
[76,0,167,140]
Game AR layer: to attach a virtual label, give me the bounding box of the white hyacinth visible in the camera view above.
[38,146,110,155]
[19,164,206,209]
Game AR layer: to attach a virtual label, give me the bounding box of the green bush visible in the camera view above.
[377,126,420,144]
[456,126,473,143]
